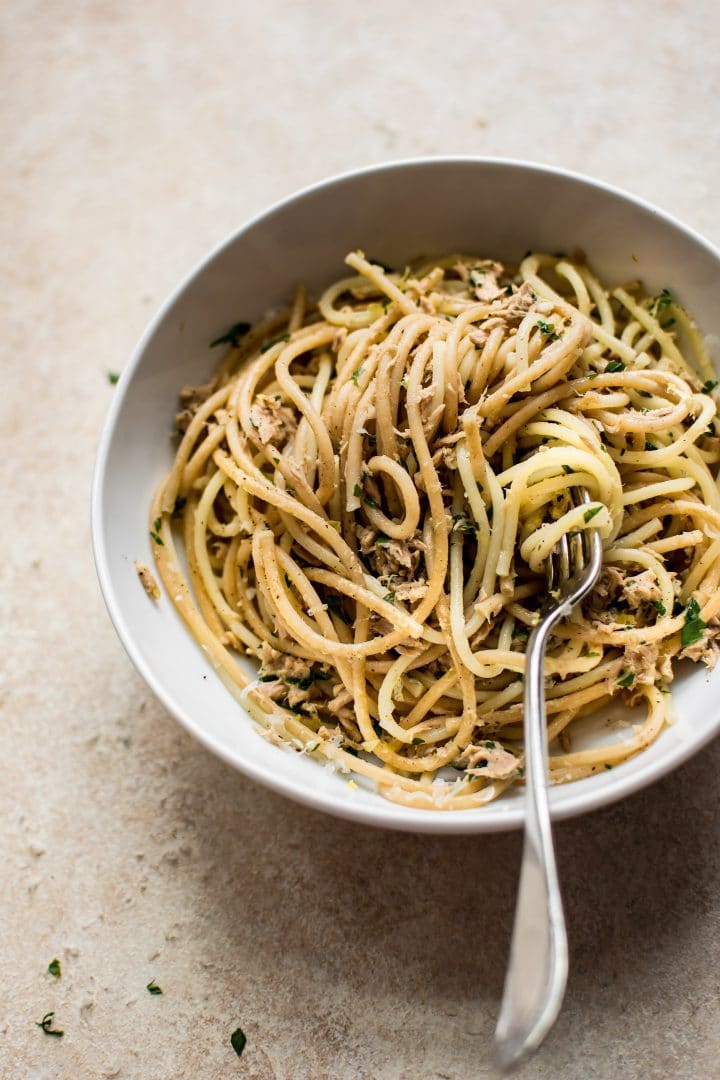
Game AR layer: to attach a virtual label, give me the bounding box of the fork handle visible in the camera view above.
[495,613,568,1071]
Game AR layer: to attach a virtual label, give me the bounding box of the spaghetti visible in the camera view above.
[149,251,720,810]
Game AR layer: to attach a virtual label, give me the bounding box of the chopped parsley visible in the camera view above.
[230,1027,247,1058]
[260,334,289,353]
[583,505,602,523]
[48,959,61,978]
[351,366,364,386]
[617,670,635,688]
[171,496,187,519]
[605,360,626,373]
[284,668,328,690]
[645,439,656,451]
[411,737,425,745]
[661,317,676,329]
[375,534,390,547]
[107,371,120,385]
[681,598,706,647]
[452,514,477,535]
[383,592,395,603]
[364,494,380,509]
[146,980,163,995]
[150,515,164,545]
[537,319,560,341]
[651,288,673,316]
[210,321,251,348]
[652,600,667,616]
[504,284,514,296]
[36,1012,63,1037]
[604,763,613,770]
[353,483,361,498]
[701,379,718,394]
[562,465,573,475]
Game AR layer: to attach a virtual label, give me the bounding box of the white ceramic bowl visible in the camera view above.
[92,157,720,834]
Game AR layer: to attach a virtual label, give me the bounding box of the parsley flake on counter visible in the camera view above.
[36,1012,63,1037]
[231,1026,247,1057]
[48,959,61,978]
[107,371,120,385]
[146,980,163,995]
[210,321,251,348]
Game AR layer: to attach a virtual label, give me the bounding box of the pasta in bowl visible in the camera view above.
[92,158,720,831]
[148,248,720,811]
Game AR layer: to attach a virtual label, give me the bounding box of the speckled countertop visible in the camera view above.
[3,2,720,1077]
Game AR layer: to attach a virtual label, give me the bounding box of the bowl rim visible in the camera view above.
[91,155,720,833]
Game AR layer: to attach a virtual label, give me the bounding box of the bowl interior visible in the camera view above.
[93,158,720,833]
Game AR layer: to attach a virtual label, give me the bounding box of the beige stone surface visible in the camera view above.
[2,1,720,1077]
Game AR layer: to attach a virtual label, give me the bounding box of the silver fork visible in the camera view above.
[495,488,603,1071]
